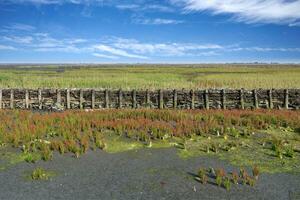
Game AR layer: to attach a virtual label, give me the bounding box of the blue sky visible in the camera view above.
[0,0,300,63]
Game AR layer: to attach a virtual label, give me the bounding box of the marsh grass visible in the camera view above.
[0,65,300,89]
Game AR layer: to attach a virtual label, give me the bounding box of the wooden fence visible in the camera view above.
[0,88,299,110]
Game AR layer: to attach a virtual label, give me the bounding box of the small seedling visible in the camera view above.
[205,145,210,153]
[231,171,239,184]
[276,148,283,159]
[24,153,39,163]
[285,145,294,158]
[211,143,219,153]
[252,165,259,180]
[247,176,256,187]
[198,168,208,184]
[223,177,231,191]
[31,167,51,180]
[239,168,248,185]
[41,145,53,161]
[216,168,226,186]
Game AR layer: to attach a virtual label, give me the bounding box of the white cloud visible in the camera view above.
[34,46,80,52]
[133,18,184,25]
[3,23,35,31]
[92,53,119,59]
[111,37,223,56]
[93,44,148,59]
[3,36,33,44]
[172,0,300,25]
[1,32,300,59]
[116,4,140,10]
[230,47,300,52]
[0,44,16,50]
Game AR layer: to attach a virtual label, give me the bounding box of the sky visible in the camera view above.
[0,0,300,63]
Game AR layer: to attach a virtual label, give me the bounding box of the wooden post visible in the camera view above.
[0,89,2,109]
[268,89,273,109]
[91,90,95,109]
[146,89,150,108]
[253,89,258,109]
[240,89,245,109]
[132,89,137,108]
[284,89,289,109]
[38,88,42,110]
[105,89,109,108]
[159,89,163,109]
[25,89,29,109]
[190,89,195,109]
[79,89,83,109]
[56,89,61,105]
[10,89,14,109]
[173,89,177,109]
[204,89,209,110]
[118,89,122,109]
[66,89,70,109]
[221,89,226,109]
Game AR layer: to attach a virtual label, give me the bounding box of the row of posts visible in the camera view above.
[0,89,290,110]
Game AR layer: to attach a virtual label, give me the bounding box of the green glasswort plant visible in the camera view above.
[285,145,294,158]
[223,177,231,191]
[31,167,51,180]
[240,168,248,185]
[216,168,226,187]
[231,171,239,184]
[247,176,256,187]
[252,165,260,180]
[198,168,208,184]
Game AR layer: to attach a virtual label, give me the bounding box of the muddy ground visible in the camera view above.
[0,148,299,200]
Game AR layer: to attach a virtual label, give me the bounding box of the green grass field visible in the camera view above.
[0,64,299,89]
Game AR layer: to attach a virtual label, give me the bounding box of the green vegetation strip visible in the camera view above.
[0,65,300,89]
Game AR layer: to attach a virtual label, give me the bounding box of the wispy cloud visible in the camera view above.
[1,32,300,59]
[117,4,175,13]
[3,36,33,44]
[110,37,223,57]
[133,17,184,25]
[0,44,17,50]
[93,44,148,59]
[2,23,35,31]
[230,47,300,52]
[171,0,300,25]
[92,53,119,59]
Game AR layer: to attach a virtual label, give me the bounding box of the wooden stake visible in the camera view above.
[10,89,14,109]
[173,89,177,109]
[146,89,150,108]
[118,89,122,109]
[284,89,289,109]
[38,88,42,110]
[159,89,163,109]
[91,90,95,109]
[190,89,195,109]
[222,89,226,109]
[0,89,2,109]
[132,89,137,108]
[268,89,273,109]
[25,89,29,109]
[105,89,109,108]
[79,89,83,109]
[66,89,70,109]
[204,89,209,110]
[253,89,258,109]
[240,89,245,109]
[56,89,61,105]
